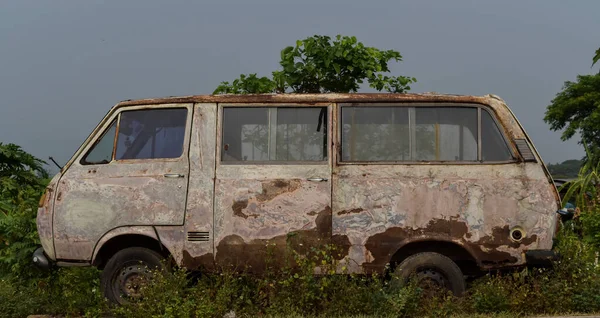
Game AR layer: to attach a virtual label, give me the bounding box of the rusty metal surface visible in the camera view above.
[332,163,557,273]
[42,93,560,275]
[36,174,61,260]
[52,163,189,260]
[91,226,158,262]
[50,104,193,261]
[180,103,218,269]
[116,93,499,107]
[210,175,334,272]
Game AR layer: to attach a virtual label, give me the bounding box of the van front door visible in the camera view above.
[53,105,193,261]
[213,104,334,272]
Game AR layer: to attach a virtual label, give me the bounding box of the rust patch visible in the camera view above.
[479,225,537,249]
[232,199,249,218]
[256,179,301,202]
[231,199,259,219]
[117,93,495,108]
[337,208,364,215]
[182,250,215,271]
[211,206,351,273]
[363,218,532,273]
[56,192,62,201]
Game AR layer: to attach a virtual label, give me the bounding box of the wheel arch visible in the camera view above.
[92,226,171,269]
[388,237,481,275]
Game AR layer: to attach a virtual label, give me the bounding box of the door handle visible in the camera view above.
[164,173,184,178]
[307,177,328,182]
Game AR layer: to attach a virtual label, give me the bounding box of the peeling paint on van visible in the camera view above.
[40,93,559,276]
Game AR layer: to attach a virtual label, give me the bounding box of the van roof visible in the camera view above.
[116,92,506,107]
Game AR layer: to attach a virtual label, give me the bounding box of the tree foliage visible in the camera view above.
[0,143,49,277]
[547,159,582,179]
[543,73,600,156]
[544,46,600,157]
[213,35,416,94]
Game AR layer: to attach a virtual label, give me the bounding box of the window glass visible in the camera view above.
[222,107,327,162]
[481,110,513,161]
[341,107,409,161]
[415,108,477,161]
[341,106,478,162]
[115,108,187,160]
[82,120,117,165]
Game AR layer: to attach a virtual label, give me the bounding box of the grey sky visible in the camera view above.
[1,0,598,172]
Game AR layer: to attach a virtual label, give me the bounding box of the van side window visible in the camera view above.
[81,120,117,165]
[341,107,477,162]
[481,110,513,161]
[222,107,327,162]
[415,108,478,161]
[115,108,187,160]
[341,107,410,161]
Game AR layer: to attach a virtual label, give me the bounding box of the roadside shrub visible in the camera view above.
[580,208,600,248]
[0,143,49,277]
[470,275,511,314]
[0,267,104,318]
[112,245,424,318]
[0,277,39,318]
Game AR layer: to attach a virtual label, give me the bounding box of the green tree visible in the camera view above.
[0,143,48,277]
[544,74,600,156]
[544,48,600,158]
[213,35,416,94]
[547,159,582,179]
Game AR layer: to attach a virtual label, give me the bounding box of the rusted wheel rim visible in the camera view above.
[416,268,449,294]
[114,262,152,300]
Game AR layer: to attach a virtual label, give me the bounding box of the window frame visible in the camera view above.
[78,105,191,166]
[79,118,119,166]
[336,103,516,165]
[114,108,189,162]
[218,103,331,165]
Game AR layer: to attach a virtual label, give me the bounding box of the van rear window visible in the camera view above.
[341,106,512,163]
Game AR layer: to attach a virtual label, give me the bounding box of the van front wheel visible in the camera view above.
[101,247,165,305]
[392,252,465,296]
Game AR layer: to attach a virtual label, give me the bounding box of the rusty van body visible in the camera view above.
[34,93,560,302]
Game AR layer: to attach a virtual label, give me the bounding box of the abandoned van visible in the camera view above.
[34,93,560,303]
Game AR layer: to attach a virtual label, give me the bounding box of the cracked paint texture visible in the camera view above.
[39,94,559,275]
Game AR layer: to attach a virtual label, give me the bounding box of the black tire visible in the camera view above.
[392,252,466,296]
[100,247,165,305]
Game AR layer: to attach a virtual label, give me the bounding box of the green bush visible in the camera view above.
[0,267,105,318]
[0,143,49,279]
[580,208,600,248]
[470,275,511,314]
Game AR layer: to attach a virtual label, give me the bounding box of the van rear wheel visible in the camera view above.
[101,247,165,305]
[392,252,465,296]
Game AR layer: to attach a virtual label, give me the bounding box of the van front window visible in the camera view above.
[115,108,187,160]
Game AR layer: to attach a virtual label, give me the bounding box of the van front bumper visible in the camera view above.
[525,250,560,267]
[32,247,52,270]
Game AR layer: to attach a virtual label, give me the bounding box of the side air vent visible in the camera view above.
[187,231,209,242]
[514,139,537,162]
